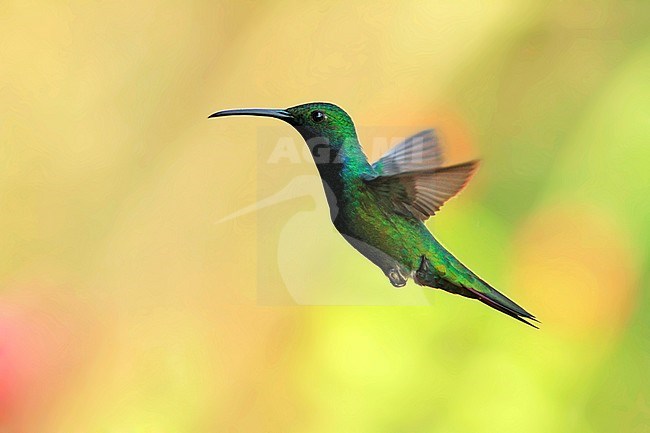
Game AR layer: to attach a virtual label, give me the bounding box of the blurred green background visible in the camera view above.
[1,1,649,432]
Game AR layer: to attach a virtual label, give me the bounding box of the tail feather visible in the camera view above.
[415,256,538,328]
[462,284,539,328]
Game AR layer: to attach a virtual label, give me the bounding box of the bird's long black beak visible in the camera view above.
[208,108,295,124]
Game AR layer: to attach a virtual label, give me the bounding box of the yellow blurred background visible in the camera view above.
[1,1,649,431]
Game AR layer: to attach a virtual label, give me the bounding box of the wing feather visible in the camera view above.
[372,129,443,176]
[367,160,480,220]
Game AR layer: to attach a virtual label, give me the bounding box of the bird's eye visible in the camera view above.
[311,110,327,123]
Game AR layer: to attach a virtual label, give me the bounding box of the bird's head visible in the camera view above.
[209,102,359,158]
[284,102,356,144]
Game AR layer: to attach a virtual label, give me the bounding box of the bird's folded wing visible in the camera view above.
[372,129,443,176]
[365,160,480,221]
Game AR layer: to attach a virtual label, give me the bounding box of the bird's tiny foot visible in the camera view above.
[414,256,431,286]
[388,268,407,288]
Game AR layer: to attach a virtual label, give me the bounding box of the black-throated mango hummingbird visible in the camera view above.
[209,102,537,327]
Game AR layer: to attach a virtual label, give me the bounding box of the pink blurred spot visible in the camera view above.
[0,288,98,427]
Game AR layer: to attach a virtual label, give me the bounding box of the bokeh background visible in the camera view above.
[1,1,649,432]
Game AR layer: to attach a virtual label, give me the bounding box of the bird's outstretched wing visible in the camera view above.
[372,129,443,176]
[366,161,479,220]
[366,130,478,221]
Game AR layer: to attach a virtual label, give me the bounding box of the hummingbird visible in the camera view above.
[209,102,537,327]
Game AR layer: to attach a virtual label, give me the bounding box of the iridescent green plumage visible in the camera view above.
[209,102,537,327]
